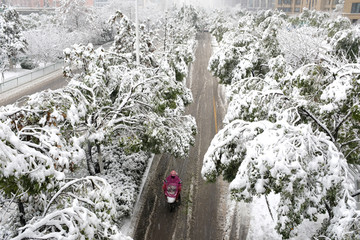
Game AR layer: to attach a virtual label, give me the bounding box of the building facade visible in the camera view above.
[224,0,274,9]
[275,0,338,13]
[2,0,94,8]
[2,0,149,8]
[343,0,360,22]
[93,0,108,7]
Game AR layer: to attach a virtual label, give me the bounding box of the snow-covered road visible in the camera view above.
[131,33,251,240]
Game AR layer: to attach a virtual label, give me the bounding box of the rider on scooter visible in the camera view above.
[162,170,182,202]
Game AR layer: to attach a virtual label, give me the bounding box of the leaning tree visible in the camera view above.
[203,10,360,239]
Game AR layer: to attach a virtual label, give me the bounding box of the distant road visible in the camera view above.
[0,69,67,106]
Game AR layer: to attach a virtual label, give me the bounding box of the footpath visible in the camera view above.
[0,69,65,106]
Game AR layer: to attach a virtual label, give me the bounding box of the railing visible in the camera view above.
[0,61,64,94]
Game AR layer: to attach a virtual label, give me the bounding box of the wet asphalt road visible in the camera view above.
[133,33,250,240]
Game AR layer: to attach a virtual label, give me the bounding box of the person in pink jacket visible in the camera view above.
[162,170,182,201]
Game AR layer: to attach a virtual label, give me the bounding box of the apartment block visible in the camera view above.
[343,0,360,22]
[225,0,274,9]
[2,0,94,7]
[275,0,338,13]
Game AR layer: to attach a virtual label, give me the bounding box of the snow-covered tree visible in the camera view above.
[0,103,86,236]
[11,176,129,240]
[57,0,95,31]
[60,43,196,173]
[277,26,327,69]
[330,26,360,62]
[109,11,156,68]
[203,10,360,239]
[209,10,286,85]
[209,10,232,43]
[0,6,199,238]
[0,5,27,79]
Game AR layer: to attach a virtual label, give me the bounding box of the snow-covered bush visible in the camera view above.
[101,149,150,218]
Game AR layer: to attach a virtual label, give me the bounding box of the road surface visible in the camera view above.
[132,33,250,240]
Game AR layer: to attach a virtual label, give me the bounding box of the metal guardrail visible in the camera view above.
[0,61,64,94]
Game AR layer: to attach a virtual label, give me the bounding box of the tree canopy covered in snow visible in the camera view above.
[203,9,360,239]
[57,0,95,31]
[0,5,200,239]
[0,5,27,79]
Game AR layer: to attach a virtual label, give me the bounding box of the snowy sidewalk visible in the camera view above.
[0,69,65,106]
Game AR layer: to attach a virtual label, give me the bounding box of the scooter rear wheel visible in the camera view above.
[169,203,175,212]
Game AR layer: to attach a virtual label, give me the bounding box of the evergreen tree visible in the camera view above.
[0,5,27,79]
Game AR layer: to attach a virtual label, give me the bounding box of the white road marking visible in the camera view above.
[186,176,195,239]
[144,195,158,240]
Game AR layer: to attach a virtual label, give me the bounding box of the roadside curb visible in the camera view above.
[121,154,163,237]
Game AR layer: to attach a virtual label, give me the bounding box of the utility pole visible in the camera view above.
[164,12,167,52]
[135,0,140,65]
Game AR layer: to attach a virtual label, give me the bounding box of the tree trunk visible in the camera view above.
[324,200,334,219]
[96,141,104,173]
[0,71,4,84]
[9,58,14,70]
[86,141,96,176]
[265,195,274,221]
[18,201,26,227]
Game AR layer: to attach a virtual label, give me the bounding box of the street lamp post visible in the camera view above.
[135,0,140,65]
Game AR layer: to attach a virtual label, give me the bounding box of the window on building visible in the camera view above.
[278,0,282,4]
[283,0,292,4]
[94,0,109,7]
[296,0,301,5]
[351,3,360,13]
[295,7,300,11]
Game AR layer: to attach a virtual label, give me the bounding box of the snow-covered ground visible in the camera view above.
[2,67,30,81]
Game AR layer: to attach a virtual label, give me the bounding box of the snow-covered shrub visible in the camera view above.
[208,10,233,43]
[20,57,38,69]
[101,149,150,218]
